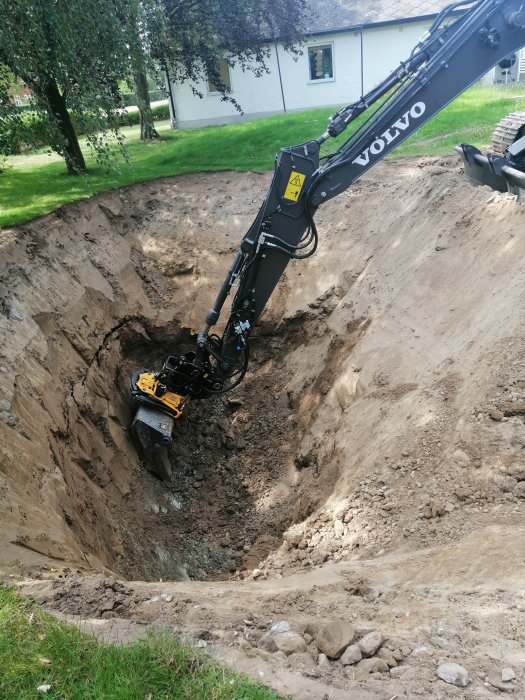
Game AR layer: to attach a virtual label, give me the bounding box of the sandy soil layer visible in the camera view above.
[1,158,524,698]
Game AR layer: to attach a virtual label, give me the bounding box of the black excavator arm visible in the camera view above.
[131,0,525,476]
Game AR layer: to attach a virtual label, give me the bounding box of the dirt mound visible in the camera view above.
[2,159,525,697]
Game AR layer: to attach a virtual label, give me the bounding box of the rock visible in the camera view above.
[315,620,355,659]
[258,621,291,652]
[340,644,362,666]
[390,666,410,679]
[272,650,288,662]
[513,482,525,499]
[378,647,397,667]
[453,449,471,468]
[502,668,516,682]
[437,662,469,687]
[270,620,291,634]
[287,651,316,670]
[318,653,331,670]
[352,657,390,679]
[486,670,515,691]
[252,568,263,579]
[37,685,51,694]
[489,408,504,421]
[508,464,525,481]
[494,474,517,492]
[273,632,307,656]
[357,631,384,657]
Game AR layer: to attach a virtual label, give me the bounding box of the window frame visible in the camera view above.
[307,42,335,84]
[206,59,233,95]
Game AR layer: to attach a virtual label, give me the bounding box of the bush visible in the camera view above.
[0,110,50,155]
[0,102,170,155]
[119,90,166,108]
[116,102,170,127]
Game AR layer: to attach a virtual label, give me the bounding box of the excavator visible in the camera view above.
[131,0,525,478]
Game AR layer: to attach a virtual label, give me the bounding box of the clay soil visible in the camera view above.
[1,158,524,698]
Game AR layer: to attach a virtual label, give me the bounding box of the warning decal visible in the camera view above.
[283,171,306,202]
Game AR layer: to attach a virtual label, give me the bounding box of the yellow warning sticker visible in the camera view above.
[283,171,306,202]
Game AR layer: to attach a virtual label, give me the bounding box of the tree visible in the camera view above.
[148,0,310,125]
[128,0,160,141]
[0,0,133,174]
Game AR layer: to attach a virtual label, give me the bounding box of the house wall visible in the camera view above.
[169,20,431,129]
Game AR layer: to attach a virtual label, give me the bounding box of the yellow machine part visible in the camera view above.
[136,372,188,418]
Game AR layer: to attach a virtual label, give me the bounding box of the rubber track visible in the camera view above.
[492,110,525,154]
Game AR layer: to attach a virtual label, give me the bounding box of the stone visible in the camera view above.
[287,652,316,671]
[453,449,471,468]
[486,670,514,691]
[437,662,469,687]
[390,666,410,679]
[258,621,291,652]
[494,475,517,492]
[340,644,362,666]
[272,650,288,662]
[270,620,291,634]
[378,647,397,667]
[513,482,525,499]
[318,653,331,670]
[501,668,516,682]
[489,408,504,421]
[273,632,307,656]
[508,464,525,481]
[315,621,355,659]
[352,657,390,679]
[357,631,384,656]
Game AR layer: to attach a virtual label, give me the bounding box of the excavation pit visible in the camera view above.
[3,163,525,699]
[0,172,346,582]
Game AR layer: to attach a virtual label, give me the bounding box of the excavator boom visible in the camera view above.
[131,0,525,477]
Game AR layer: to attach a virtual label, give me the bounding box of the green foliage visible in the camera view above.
[154,0,310,110]
[1,85,524,228]
[0,586,284,699]
[0,104,170,155]
[0,0,136,171]
[120,90,166,108]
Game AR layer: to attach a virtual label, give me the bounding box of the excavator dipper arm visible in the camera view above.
[131,0,525,475]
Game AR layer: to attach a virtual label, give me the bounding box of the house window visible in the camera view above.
[308,44,334,81]
[207,59,231,93]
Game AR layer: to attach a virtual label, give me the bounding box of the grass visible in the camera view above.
[1,85,524,228]
[0,586,283,700]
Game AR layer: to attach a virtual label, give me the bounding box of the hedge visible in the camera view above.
[0,102,170,155]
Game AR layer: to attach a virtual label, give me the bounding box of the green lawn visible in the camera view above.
[1,85,524,228]
[0,586,282,700]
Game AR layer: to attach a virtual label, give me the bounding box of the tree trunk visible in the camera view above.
[41,79,86,175]
[134,68,159,141]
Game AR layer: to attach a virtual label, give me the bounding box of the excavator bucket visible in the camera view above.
[131,405,174,481]
[455,111,525,202]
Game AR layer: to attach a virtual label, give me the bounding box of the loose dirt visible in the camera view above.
[1,158,524,698]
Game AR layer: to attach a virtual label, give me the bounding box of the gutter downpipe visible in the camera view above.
[359,26,364,96]
[274,38,287,114]
[163,63,177,129]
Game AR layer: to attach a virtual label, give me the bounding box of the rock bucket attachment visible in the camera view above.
[455,144,525,202]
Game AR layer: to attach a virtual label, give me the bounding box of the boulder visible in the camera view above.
[315,621,355,659]
[273,632,307,656]
[437,662,469,687]
[357,631,384,657]
[340,644,362,666]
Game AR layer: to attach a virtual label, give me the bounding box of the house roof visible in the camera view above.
[306,0,455,33]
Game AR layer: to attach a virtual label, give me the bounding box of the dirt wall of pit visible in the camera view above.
[1,161,525,586]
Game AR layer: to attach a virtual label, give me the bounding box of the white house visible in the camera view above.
[166,0,525,129]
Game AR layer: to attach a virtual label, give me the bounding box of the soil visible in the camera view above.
[1,158,524,698]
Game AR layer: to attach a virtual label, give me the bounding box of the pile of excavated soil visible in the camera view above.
[2,158,525,698]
